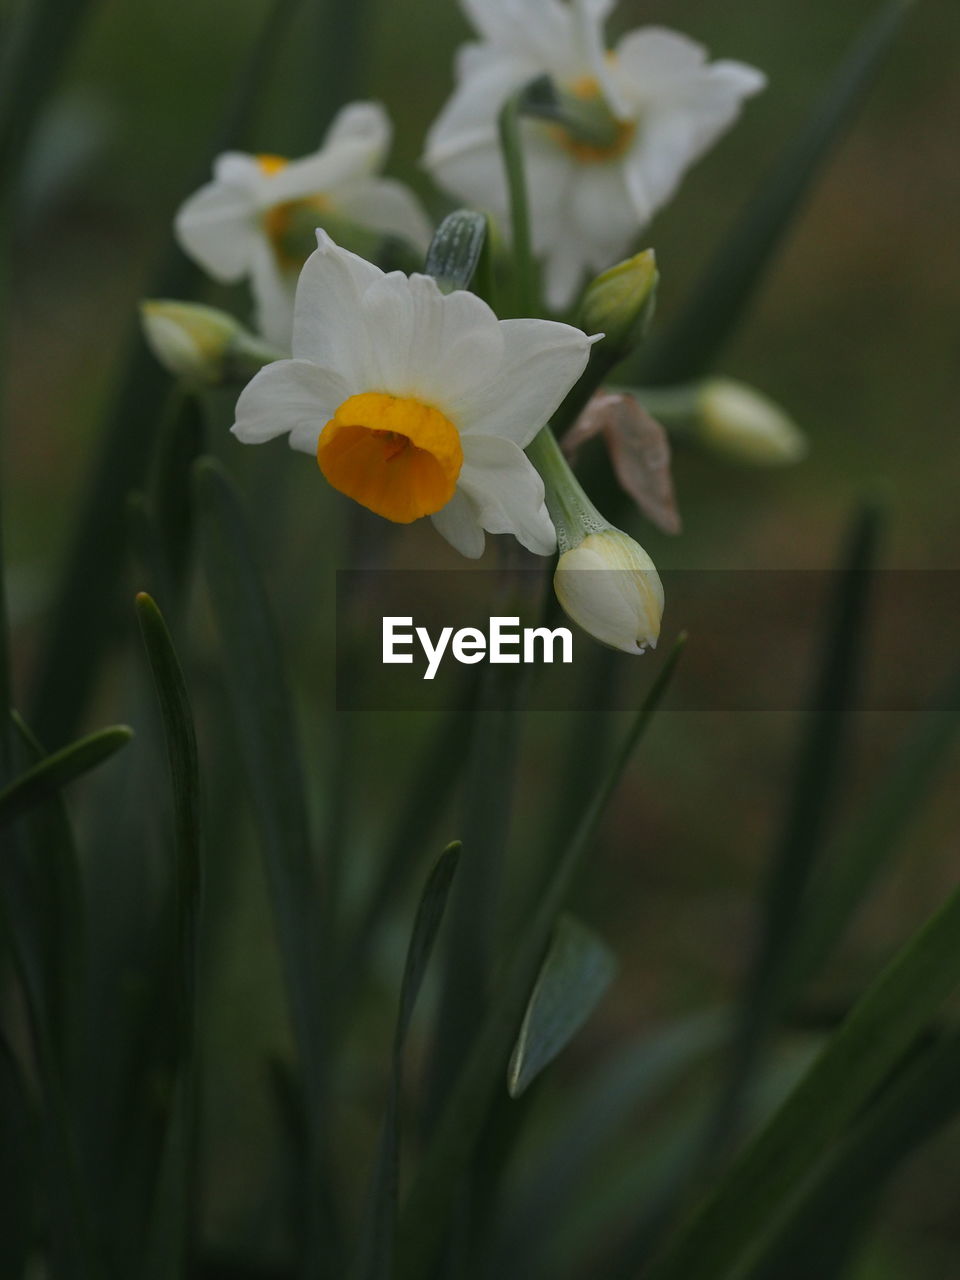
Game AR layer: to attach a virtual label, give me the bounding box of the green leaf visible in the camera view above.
[635,0,913,386]
[149,393,206,601]
[508,913,617,1098]
[644,881,960,1280]
[135,593,203,1280]
[0,1030,33,1277]
[0,723,133,828]
[744,1030,960,1280]
[193,457,339,1270]
[425,667,523,1130]
[340,679,477,1010]
[498,1010,729,1277]
[710,503,882,1152]
[788,662,960,991]
[396,637,686,1280]
[28,0,310,747]
[8,711,85,1074]
[351,843,461,1280]
[423,210,488,294]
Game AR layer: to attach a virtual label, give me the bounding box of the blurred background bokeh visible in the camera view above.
[4,0,959,1273]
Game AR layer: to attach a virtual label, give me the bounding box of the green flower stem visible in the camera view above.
[526,424,605,554]
[498,88,537,316]
[606,383,702,423]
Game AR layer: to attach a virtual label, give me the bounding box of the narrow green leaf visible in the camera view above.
[0,723,133,828]
[789,663,960,991]
[28,0,310,747]
[351,843,461,1280]
[135,592,203,1280]
[425,666,523,1130]
[193,457,338,1270]
[396,637,686,1280]
[710,504,881,1152]
[149,393,206,600]
[498,1010,729,1275]
[340,678,477,1010]
[508,913,617,1098]
[9,710,85,1074]
[0,0,96,185]
[645,881,960,1280]
[635,0,913,386]
[744,1030,960,1280]
[423,210,488,294]
[0,1030,33,1278]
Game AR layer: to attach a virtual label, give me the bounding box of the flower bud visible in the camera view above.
[140,301,281,385]
[697,378,806,465]
[554,528,664,655]
[578,250,658,355]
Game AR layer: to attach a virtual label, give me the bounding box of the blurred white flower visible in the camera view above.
[554,527,663,654]
[233,231,596,557]
[175,102,432,348]
[423,0,765,307]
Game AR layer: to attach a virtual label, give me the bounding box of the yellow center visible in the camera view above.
[255,154,330,270]
[550,76,636,164]
[316,392,463,524]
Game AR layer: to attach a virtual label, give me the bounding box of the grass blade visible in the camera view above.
[743,1029,960,1280]
[0,723,132,828]
[351,843,462,1280]
[788,663,960,990]
[135,592,203,1280]
[644,879,960,1280]
[396,637,686,1280]
[635,0,913,386]
[29,0,309,747]
[507,913,617,1099]
[193,456,338,1271]
[710,503,882,1151]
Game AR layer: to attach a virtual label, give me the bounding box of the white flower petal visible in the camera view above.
[333,177,432,251]
[291,231,383,382]
[249,239,297,350]
[431,488,487,558]
[174,177,260,282]
[232,358,351,453]
[569,161,643,266]
[267,103,393,203]
[457,433,557,555]
[425,46,536,160]
[461,0,577,72]
[453,317,591,446]
[357,272,505,409]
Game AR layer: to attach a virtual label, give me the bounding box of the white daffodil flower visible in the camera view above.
[175,102,432,349]
[232,231,597,558]
[424,0,765,308]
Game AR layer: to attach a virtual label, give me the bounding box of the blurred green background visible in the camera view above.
[4,0,960,1273]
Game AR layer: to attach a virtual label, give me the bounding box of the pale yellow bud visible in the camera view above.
[554,528,663,655]
[578,250,658,355]
[698,378,807,465]
[141,300,251,386]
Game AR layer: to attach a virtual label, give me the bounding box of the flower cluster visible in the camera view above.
[144,0,800,655]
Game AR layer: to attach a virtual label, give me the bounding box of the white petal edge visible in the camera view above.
[451,317,593,447]
[232,358,351,454]
[457,434,557,556]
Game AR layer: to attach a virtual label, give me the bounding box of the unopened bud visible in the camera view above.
[578,251,658,356]
[554,528,663,655]
[697,378,806,465]
[140,301,281,385]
